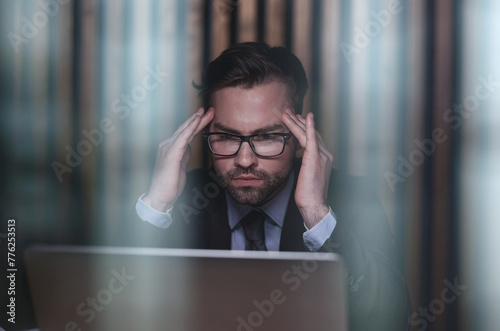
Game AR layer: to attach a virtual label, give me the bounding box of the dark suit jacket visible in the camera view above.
[115,161,411,330]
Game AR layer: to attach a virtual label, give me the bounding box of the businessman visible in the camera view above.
[115,42,410,330]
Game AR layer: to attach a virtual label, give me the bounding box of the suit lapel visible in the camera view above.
[202,182,232,250]
[279,169,308,252]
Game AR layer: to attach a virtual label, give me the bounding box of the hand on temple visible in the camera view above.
[143,107,214,212]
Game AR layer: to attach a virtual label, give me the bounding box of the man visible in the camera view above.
[115,42,410,330]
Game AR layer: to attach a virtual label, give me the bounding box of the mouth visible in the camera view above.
[232,176,262,186]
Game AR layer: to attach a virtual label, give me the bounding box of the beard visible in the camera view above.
[214,165,293,206]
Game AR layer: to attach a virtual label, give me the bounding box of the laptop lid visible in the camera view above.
[25,245,348,331]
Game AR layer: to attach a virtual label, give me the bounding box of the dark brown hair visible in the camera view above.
[196,42,308,113]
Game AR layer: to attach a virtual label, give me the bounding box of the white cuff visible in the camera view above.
[135,194,173,229]
[303,207,337,251]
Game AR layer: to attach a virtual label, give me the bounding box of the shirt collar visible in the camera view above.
[227,172,294,230]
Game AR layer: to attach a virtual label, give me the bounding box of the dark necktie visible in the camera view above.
[240,210,268,251]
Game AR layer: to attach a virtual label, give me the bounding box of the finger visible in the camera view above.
[180,107,215,147]
[167,108,213,155]
[295,111,320,137]
[166,109,204,144]
[299,112,328,155]
[174,113,204,148]
[181,107,214,146]
[285,109,306,131]
[305,113,319,152]
[295,112,307,128]
[282,111,307,147]
[191,107,215,137]
[283,109,306,134]
[298,112,333,163]
[292,111,329,156]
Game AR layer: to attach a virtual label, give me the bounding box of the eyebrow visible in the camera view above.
[212,123,287,135]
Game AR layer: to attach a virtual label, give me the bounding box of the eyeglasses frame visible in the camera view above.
[202,132,293,157]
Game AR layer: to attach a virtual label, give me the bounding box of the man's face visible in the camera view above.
[208,80,297,206]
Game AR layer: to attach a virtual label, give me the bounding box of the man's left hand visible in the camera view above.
[282,109,333,229]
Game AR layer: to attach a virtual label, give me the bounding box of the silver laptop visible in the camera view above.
[24,245,348,331]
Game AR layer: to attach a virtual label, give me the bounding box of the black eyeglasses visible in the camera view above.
[202,132,293,157]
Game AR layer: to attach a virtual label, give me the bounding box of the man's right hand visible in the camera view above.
[142,107,214,212]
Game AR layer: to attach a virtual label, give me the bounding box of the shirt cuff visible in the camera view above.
[135,194,173,229]
[303,207,337,251]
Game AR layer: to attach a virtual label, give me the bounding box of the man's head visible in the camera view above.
[198,42,308,206]
[198,42,308,115]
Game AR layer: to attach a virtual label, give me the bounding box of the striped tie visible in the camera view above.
[240,210,267,251]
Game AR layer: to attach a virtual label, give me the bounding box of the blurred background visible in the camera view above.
[1,0,499,330]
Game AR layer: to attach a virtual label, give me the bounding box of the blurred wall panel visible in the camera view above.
[346,0,370,177]
[459,1,500,330]
[79,0,100,241]
[100,0,126,243]
[319,0,341,167]
[211,0,231,58]
[291,0,312,114]
[238,0,257,42]
[430,0,456,329]
[266,0,285,47]
[404,0,426,314]
[186,0,206,168]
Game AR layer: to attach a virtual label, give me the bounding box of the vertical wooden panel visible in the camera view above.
[431,0,455,329]
[238,0,257,42]
[129,0,154,202]
[10,1,24,209]
[31,1,49,169]
[211,0,231,58]
[335,0,352,173]
[346,0,369,176]
[187,0,205,169]
[26,2,48,237]
[292,0,312,113]
[373,0,403,230]
[266,0,285,46]
[158,0,178,136]
[187,0,204,108]
[55,0,75,236]
[101,0,125,242]
[11,0,23,153]
[319,0,341,165]
[10,1,36,238]
[79,0,99,240]
[405,0,426,314]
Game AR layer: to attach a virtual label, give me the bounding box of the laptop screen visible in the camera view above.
[25,245,347,331]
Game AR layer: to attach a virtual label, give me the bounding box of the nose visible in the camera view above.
[234,141,257,168]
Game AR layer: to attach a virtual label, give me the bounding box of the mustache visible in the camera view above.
[227,168,268,180]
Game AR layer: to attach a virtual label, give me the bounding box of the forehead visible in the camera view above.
[210,81,290,134]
